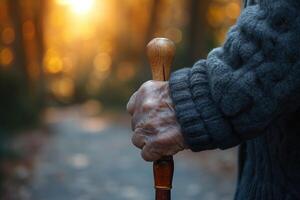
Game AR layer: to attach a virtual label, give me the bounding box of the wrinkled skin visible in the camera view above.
[127,81,187,162]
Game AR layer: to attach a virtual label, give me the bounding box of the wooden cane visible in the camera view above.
[147,38,176,200]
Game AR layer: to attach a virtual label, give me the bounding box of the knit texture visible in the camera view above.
[169,0,300,199]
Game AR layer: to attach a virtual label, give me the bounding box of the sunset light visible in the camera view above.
[57,0,95,15]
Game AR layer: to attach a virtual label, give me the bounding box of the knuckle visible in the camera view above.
[143,80,155,88]
[141,150,149,160]
[134,127,142,135]
[142,156,152,162]
[127,92,138,114]
[134,125,153,136]
[131,135,136,145]
[141,141,163,161]
[131,135,144,149]
[142,100,156,111]
[131,116,138,131]
[131,134,138,143]
[134,127,143,135]
[126,102,132,113]
[141,151,153,162]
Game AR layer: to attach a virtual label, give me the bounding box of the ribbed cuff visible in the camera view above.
[169,61,240,151]
[169,67,216,151]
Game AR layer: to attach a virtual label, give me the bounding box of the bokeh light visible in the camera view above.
[0,47,14,66]
[225,2,241,20]
[2,27,15,45]
[44,49,63,74]
[50,77,75,100]
[94,52,112,73]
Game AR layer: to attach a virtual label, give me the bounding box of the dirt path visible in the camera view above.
[20,107,237,200]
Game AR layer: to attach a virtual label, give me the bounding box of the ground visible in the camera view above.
[2,106,237,200]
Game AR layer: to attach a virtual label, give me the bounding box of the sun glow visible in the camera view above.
[57,0,95,15]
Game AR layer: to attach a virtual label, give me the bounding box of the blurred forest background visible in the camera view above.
[0,0,241,199]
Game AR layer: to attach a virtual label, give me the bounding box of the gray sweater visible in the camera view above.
[169,0,300,199]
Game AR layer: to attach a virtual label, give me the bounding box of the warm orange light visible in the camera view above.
[225,2,240,20]
[207,4,225,28]
[57,0,95,15]
[46,57,63,74]
[44,49,64,74]
[2,27,15,44]
[0,48,14,66]
[51,77,74,99]
[94,52,111,72]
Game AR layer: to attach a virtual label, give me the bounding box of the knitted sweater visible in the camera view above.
[169,0,300,199]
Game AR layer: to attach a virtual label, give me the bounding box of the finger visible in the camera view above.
[131,132,147,149]
[131,112,152,132]
[126,92,138,115]
[141,143,162,162]
[131,112,143,131]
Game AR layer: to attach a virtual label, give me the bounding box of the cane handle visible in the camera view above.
[147,38,175,81]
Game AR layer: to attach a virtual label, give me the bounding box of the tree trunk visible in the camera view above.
[187,0,210,65]
[7,0,28,84]
[146,0,161,43]
[34,0,47,105]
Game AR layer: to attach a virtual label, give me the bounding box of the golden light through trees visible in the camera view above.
[93,52,111,73]
[0,0,243,134]
[225,2,241,20]
[2,27,15,45]
[0,47,13,66]
[207,0,241,44]
[56,0,95,15]
[44,49,63,74]
[50,77,75,100]
[40,0,241,102]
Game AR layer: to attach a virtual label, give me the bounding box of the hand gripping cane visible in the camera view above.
[146,38,176,200]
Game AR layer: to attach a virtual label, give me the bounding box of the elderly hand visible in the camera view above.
[127,80,186,161]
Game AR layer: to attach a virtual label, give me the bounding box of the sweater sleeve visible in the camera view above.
[169,1,300,152]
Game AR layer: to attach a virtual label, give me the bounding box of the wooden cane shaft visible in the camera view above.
[156,190,171,200]
[147,38,176,200]
[154,156,174,200]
